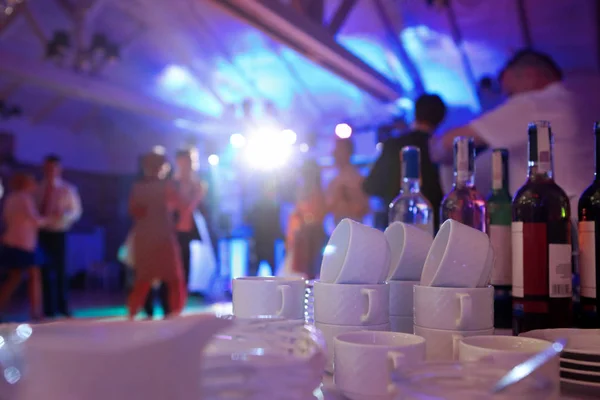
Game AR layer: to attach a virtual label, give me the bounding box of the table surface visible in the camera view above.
[317,374,599,400]
[316,329,599,400]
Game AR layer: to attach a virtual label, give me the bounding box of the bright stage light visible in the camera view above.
[245,130,291,170]
[281,129,297,145]
[299,143,309,153]
[152,145,166,155]
[208,154,220,166]
[335,123,352,139]
[230,133,246,148]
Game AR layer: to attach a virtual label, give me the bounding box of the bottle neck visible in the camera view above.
[400,146,422,194]
[492,150,509,191]
[527,121,554,181]
[401,177,421,194]
[453,137,475,188]
[454,171,474,188]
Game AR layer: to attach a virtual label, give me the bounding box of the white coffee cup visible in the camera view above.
[232,277,306,320]
[390,316,413,334]
[313,281,389,326]
[320,219,390,284]
[420,219,492,288]
[389,280,418,317]
[334,331,426,399]
[458,336,560,399]
[315,321,390,373]
[385,222,433,281]
[413,325,494,361]
[413,285,494,330]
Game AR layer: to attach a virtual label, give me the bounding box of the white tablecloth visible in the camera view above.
[316,329,599,399]
[317,374,598,400]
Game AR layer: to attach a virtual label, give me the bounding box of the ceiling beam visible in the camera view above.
[327,0,357,35]
[22,2,47,45]
[373,0,424,94]
[306,0,324,24]
[445,0,478,99]
[0,50,215,123]
[207,0,402,102]
[53,0,78,20]
[515,0,532,47]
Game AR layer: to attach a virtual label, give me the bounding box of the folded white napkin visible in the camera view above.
[16,315,230,400]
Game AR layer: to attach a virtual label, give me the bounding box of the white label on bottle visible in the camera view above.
[537,127,551,173]
[579,221,596,298]
[549,244,572,298]
[456,139,469,182]
[512,222,524,298]
[490,224,511,285]
[492,151,503,190]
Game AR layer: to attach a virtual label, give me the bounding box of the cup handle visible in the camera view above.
[455,293,472,330]
[386,352,404,397]
[276,285,292,316]
[451,334,464,360]
[387,351,406,370]
[361,288,380,323]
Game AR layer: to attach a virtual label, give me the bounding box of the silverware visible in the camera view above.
[491,338,567,394]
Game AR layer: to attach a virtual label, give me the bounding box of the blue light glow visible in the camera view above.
[156,65,223,118]
[400,25,480,111]
[339,36,414,93]
[158,65,192,91]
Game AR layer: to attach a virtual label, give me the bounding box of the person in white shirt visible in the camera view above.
[326,138,370,225]
[37,154,82,318]
[430,49,599,214]
[0,173,47,320]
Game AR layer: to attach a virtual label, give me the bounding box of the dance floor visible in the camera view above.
[3,290,232,322]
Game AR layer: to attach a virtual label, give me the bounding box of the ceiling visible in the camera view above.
[0,0,597,149]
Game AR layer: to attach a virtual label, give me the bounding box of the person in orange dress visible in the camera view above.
[127,152,186,319]
[286,160,327,279]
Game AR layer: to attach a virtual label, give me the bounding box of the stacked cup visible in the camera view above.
[384,222,433,333]
[232,276,306,320]
[414,219,496,361]
[314,219,392,373]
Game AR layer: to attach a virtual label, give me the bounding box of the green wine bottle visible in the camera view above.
[487,149,512,329]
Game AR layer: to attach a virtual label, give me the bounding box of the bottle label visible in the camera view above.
[512,222,525,298]
[549,244,572,298]
[456,139,470,182]
[537,127,551,173]
[492,151,503,190]
[579,221,596,299]
[513,222,572,299]
[490,224,511,285]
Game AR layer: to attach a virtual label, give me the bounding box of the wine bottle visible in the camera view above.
[440,137,487,232]
[512,121,572,335]
[487,149,512,329]
[578,121,600,328]
[389,146,434,236]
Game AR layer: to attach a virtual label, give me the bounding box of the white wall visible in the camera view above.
[0,119,188,174]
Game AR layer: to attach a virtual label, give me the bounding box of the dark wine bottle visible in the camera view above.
[487,149,512,329]
[512,121,572,335]
[578,121,600,328]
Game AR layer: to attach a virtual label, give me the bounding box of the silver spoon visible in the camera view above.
[491,338,567,394]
